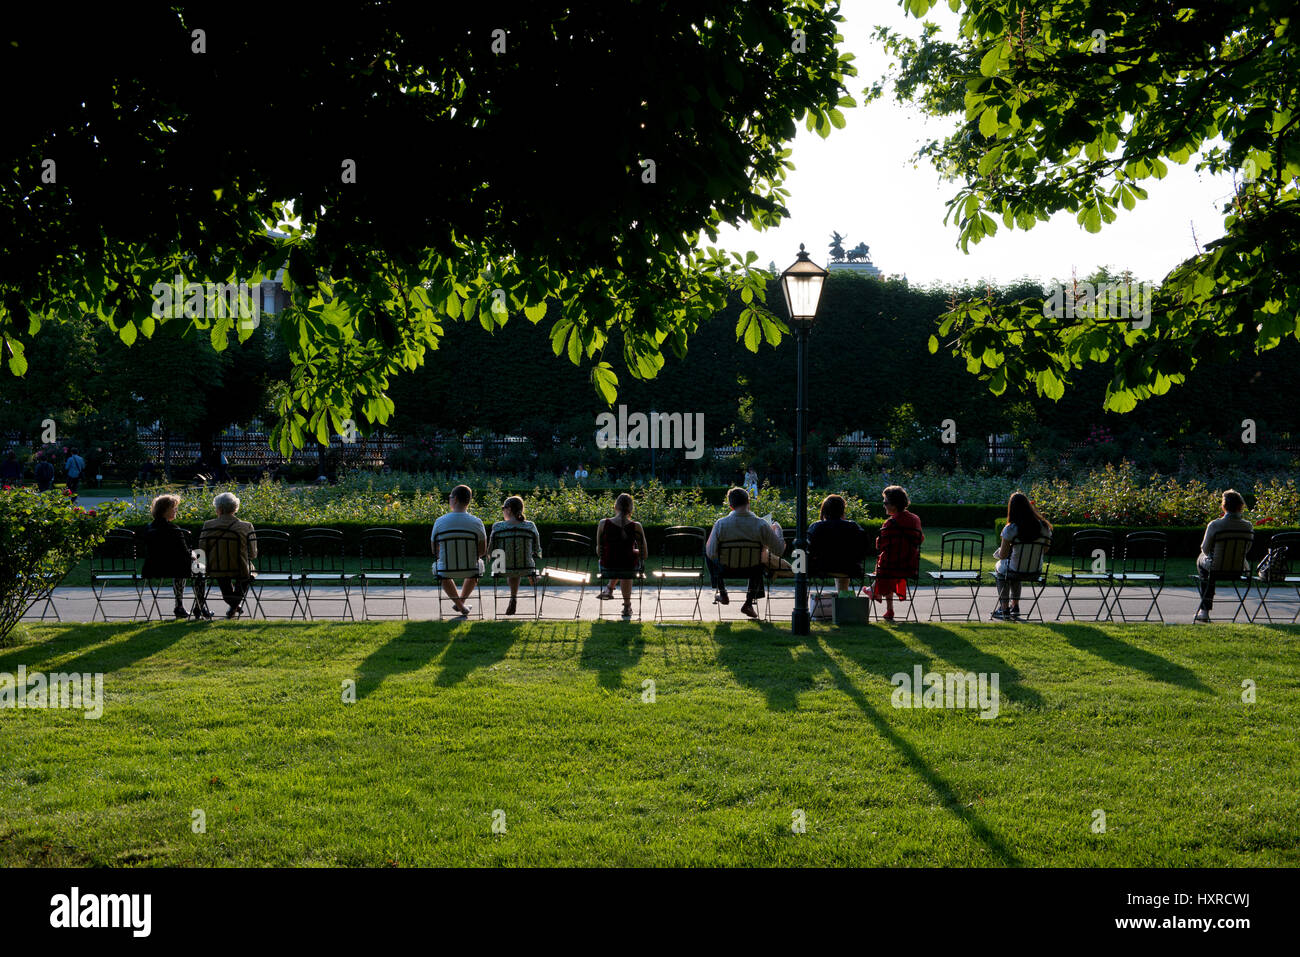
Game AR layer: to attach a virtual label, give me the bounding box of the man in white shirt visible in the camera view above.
[431,484,487,616]
[705,487,785,619]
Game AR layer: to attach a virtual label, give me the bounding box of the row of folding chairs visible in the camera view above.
[88,526,412,621]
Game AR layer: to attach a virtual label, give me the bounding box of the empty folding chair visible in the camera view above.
[926,530,985,621]
[1111,531,1167,622]
[537,531,593,620]
[485,525,541,618]
[433,529,485,619]
[1189,529,1254,623]
[247,529,305,620]
[1251,531,1300,623]
[359,527,412,620]
[1055,529,1116,621]
[298,528,355,620]
[653,527,707,622]
[89,528,145,621]
[762,530,798,621]
[994,535,1052,621]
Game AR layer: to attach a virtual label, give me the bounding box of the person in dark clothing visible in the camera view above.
[595,493,649,618]
[140,494,201,619]
[0,451,21,484]
[33,456,55,491]
[808,494,867,593]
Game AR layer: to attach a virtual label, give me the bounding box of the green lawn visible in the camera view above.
[1,618,1295,866]
[52,526,1203,587]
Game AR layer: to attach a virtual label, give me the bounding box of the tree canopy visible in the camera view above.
[871,0,1300,413]
[1,2,856,453]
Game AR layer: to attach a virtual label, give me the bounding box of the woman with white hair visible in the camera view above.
[198,491,258,618]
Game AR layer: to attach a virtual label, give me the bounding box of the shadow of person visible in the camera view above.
[1045,623,1212,692]
[578,621,647,690]
[0,621,186,677]
[352,620,515,698]
[886,623,1045,710]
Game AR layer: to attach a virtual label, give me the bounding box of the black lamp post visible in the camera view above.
[780,244,828,636]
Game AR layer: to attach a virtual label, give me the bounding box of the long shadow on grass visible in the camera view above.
[0,622,186,676]
[890,624,1044,709]
[579,621,647,690]
[1045,624,1211,692]
[714,624,1021,865]
[352,621,517,698]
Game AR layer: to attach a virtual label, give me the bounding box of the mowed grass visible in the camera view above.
[0,618,1296,866]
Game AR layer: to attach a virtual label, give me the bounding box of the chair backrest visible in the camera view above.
[940,530,985,573]
[1265,531,1300,576]
[300,527,346,574]
[1207,530,1253,574]
[488,526,538,576]
[1069,529,1114,574]
[92,528,137,573]
[1121,531,1167,574]
[661,527,707,572]
[434,529,482,577]
[718,539,763,572]
[249,528,296,574]
[202,525,251,578]
[360,527,406,572]
[545,531,593,576]
[1009,537,1051,577]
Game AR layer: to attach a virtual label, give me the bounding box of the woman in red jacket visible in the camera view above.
[861,485,924,621]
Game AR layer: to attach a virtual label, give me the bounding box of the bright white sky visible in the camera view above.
[716,0,1236,288]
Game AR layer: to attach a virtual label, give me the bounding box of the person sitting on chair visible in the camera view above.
[1194,489,1253,623]
[861,485,924,622]
[199,491,258,619]
[431,484,487,617]
[489,495,542,616]
[808,494,867,595]
[596,493,649,618]
[141,494,199,620]
[704,486,784,619]
[992,491,1052,621]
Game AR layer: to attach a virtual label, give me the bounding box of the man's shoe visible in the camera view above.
[173,606,188,621]
[991,608,1008,621]
[226,606,239,619]
[740,602,758,619]
[714,591,730,605]
[505,598,517,616]
[1194,609,1211,623]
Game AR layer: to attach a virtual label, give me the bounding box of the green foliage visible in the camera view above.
[0,487,129,645]
[872,1,1300,412]
[2,4,857,454]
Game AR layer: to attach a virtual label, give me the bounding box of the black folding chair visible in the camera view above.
[247,529,305,620]
[486,526,541,619]
[90,528,145,621]
[537,531,593,620]
[863,525,922,623]
[298,527,355,620]
[1055,529,1116,621]
[198,524,256,619]
[712,539,766,621]
[995,536,1052,621]
[359,527,411,620]
[142,526,199,621]
[1111,531,1167,622]
[1190,529,1254,623]
[653,527,707,621]
[926,530,985,621]
[1251,531,1300,623]
[433,529,485,619]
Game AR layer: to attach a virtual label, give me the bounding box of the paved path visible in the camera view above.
[22,581,1294,625]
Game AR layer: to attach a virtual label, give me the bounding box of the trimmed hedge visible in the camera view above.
[127,521,898,557]
[993,521,1300,560]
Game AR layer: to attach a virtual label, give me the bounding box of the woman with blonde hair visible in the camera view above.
[596,493,649,618]
[488,495,543,616]
[140,494,197,620]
